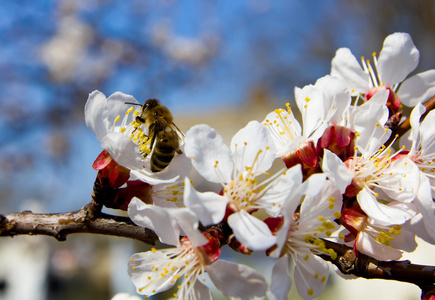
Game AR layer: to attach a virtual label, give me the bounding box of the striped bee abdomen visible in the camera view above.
[150,130,179,172]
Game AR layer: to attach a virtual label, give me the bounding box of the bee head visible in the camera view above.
[143,99,160,109]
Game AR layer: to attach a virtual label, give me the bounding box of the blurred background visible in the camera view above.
[1,0,435,299]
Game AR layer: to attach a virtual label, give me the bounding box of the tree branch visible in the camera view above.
[0,200,158,244]
[318,239,435,293]
[2,198,435,297]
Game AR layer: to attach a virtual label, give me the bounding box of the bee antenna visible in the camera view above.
[125,102,142,106]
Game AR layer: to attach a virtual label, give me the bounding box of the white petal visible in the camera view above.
[184,124,233,183]
[414,173,435,241]
[267,256,292,300]
[111,293,141,300]
[262,109,302,157]
[389,225,417,253]
[206,260,268,300]
[183,178,228,226]
[420,109,435,155]
[322,149,354,194]
[356,231,402,261]
[330,48,370,95]
[85,90,110,142]
[301,180,342,221]
[101,132,143,170]
[354,94,390,155]
[231,121,276,173]
[316,75,351,125]
[298,173,326,197]
[167,206,208,247]
[128,251,176,295]
[131,153,192,185]
[294,253,329,300]
[357,188,415,225]
[409,213,435,243]
[270,216,291,259]
[128,198,181,246]
[380,158,419,202]
[106,92,140,125]
[185,281,213,300]
[408,102,426,151]
[377,32,419,86]
[399,70,435,106]
[295,85,324,138]
[260,165,302,216]
[227,211,277,251]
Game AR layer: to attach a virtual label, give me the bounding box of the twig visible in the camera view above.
[0,201,158,244]
[318,239,435,291]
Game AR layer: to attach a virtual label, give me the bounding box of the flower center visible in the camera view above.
[223,172,263,212]
[113,106,153,158]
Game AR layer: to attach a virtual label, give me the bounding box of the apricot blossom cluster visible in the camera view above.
[85,32,435,300]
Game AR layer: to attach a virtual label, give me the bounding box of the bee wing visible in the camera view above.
[169,123,185,140]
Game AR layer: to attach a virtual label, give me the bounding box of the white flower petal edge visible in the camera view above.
[230,121,276,173]
[267,256,292,300]
[206,260,268,300]
[415,173,435,241]
[322,149,354,193]
[377,32,419,86]
[330,47,370,95]
[185,281,213,300]
[315,75,351,126]
[101,132,143,170]
[357,188,416,226]
[85,90,111,141]
[262,109,303,157]
[183,177,229,226]
[184,124,233,183]
[128,198,207,247]
[356,231,402,261]
[295,85,325,139]
[227,210,277,251]
[130,153,192,185]
[353,91,390,156]
[399,70,435,107]
[294,253,329,300]
[408,102,426,150]
[128,251,178,296]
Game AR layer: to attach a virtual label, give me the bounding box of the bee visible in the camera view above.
[126,99,183,172]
